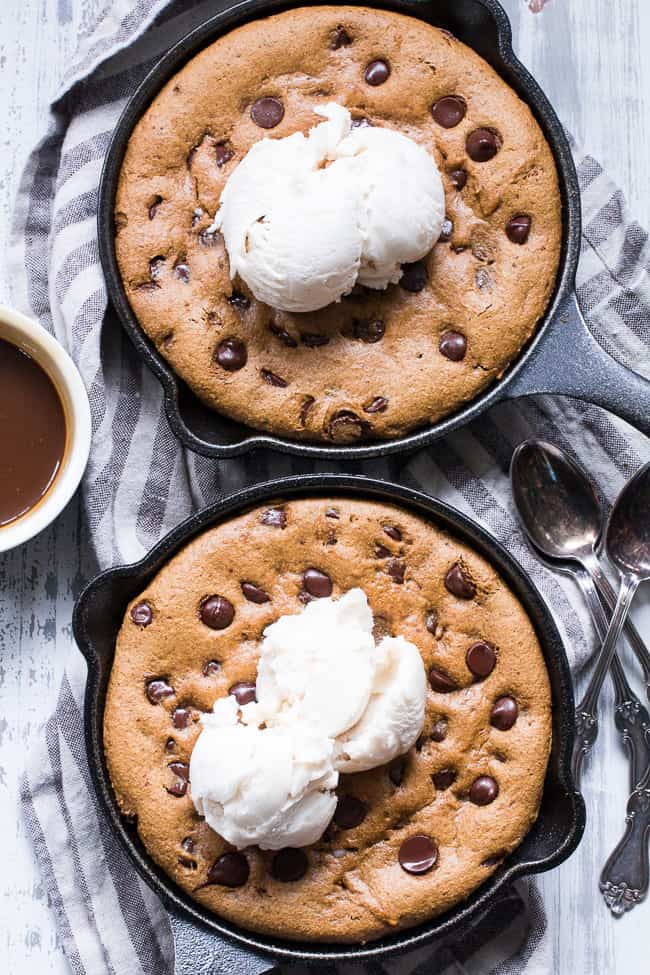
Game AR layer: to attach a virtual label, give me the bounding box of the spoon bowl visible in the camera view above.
[607,463,650,580]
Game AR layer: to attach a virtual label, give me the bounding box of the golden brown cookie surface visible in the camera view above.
[104,497,552,943]
[114,6,562,443]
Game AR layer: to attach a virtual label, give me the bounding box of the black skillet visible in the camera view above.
[98,0,650,460]
[73,474,585,973]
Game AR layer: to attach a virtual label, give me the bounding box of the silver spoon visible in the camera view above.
[511,441,650,787]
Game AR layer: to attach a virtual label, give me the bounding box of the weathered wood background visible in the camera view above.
[1,0,650,971]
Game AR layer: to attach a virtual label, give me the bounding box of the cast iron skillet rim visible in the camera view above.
[74,473,585,963]
[98,0,581,460]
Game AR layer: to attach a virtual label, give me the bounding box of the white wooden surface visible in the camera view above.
[1,1,650,972]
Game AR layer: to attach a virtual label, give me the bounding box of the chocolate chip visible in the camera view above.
[439,217,453,243]
[148,195,162,219]
[303,567,332,598]
[250,96,284,129]
[364,59,390,85]
[182,837,195,853]
[450,168,468,190]
[208,852,249,887]
[334,795,367,828]
[261,369,288,388]
[353,318,385,343]
[506,214,532,244]
[387,559,405,584]
[215,338,247,372]
[326,508,340,519]
[174,262,190,283]
[364,396,388,414]
[398,835,438,874]
[241,581,270,604]
[430,718,448,742]
[178,855,197,869]
[491,696,518,731]
[149,256,164,281]
[432,95,467,128]
[167,761,189,797]
[165,737,176,752]
[229,681,257,706]
[215,142,234,167]
[439,330,467,361]
[429,668,458,693]
[383,525,401,541]
[432,768,457,790]
[271,848,308,882]
[262,507,286,528]
[327,410,368,442]
[331,26,352,49]
[351,116,373,129]
[200,595,235,630]
[444,563,476,599]
[146,679,174,704]
[228,291,250,311]
[400,262,427,292]
[389,758,407,786]
[269,323,297,348]
[172,708,192,730]
[131,601,153,627]
[425,609,438,634]
[202,659,221,677]
[375,544,391,558]
[300,396,315,426]
[466,127,501,162]
[301,332,329,347]
[466,641,496,679]
[469,775,499,805]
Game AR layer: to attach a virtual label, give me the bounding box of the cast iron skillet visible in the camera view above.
[73,474,585,973]
[98,0,650,460]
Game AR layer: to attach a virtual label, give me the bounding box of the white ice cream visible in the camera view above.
[189,589,426,850]
[212,103,445,312]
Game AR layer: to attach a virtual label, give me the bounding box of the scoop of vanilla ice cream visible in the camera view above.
[190,696,338,850]
[213,103,445,312]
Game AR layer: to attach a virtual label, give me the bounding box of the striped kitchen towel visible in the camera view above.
[8,0,650,973]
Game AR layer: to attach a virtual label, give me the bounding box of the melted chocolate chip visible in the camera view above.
[334,795,367,829]
[383,525,402,541]
[327,410,368,442]
[269,323,297,348]
[228,291,250,311]
[303,567,333,598]
[301,332,329,347]
[261,369,288,388]
[174,262,190,283]
[182,837,195,853]
[398,835,438,874]
[469,775,499,805]
[387,559,406,584]
[430,718,448,742]
[506,214,532,244]
[352,318,385,343]
[131,601,152,627]
[202,659,221,677]
[432,95,467,128]
[271,848,308,882]
[432,768,457,790]
[439,217,454,243]
[331,26,352,49]
[167,761,189,797]
[429,668,458,693]
[165,737,176,753]
[444,563,476,599]
[400,262,427,293]
[439,330,467,362]
[300,397,315,426]
[250,96,284,129]
[149,256,165,282]
[200,595,235,630]
[425,609,439,634]
[148,195,162,219]
[241,581,270,604]
[351,116,373,129]
[208,852,249,887]
[229,681,257,706]
[146,679,174,704]
[364,59,390,85]
[326,508,340,519]
[215,338,247,372]
[466,641,496,679]
[261,507,286,528]
[215,142,234,167]
[364,396,388,414]
[450,168,468,190]
[389,758,407,786]
[375,544,391,558]
[172,708,192,730]
[466,127,501,162]
[491,696,518,731]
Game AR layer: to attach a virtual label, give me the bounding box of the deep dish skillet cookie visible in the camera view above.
[104,497,552,943]
[114,5,562,444]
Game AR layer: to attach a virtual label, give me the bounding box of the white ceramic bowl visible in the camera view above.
[0,304,91,553]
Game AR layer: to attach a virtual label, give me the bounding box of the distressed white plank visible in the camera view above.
[0,1,649,973]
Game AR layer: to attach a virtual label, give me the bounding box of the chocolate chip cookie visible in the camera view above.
[114,6,561,444]
[104,497,552,942]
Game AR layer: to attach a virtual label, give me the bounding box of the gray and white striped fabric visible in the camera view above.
[8,1,650,973]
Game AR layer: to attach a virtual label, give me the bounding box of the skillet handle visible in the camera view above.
[501,291,650,437]
[169,910,278,975]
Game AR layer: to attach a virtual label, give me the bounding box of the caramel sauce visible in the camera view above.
[0,338,67,527]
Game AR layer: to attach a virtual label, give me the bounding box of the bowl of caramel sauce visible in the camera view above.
[0,305,91,552]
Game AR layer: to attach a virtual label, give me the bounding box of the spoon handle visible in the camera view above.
[589,559,650,698]
[572,576,639,787]
[577,572,650,790]
[600,773,650,916]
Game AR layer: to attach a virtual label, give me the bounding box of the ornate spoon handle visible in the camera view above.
[600,779,650,916]
[589,558,650,699]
